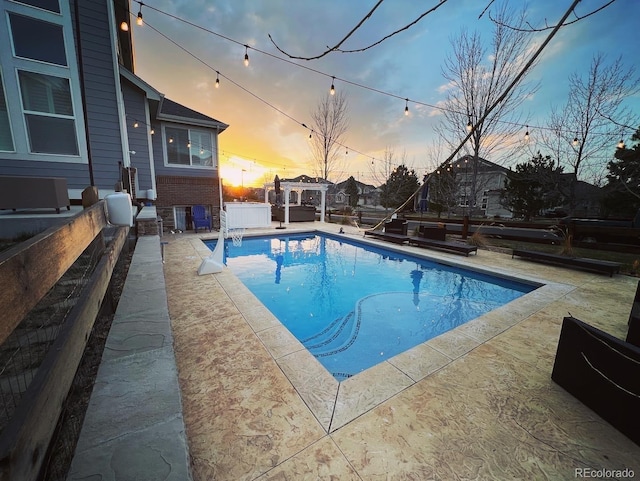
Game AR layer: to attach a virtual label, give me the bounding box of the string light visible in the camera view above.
[136,3,144,26]
[134,3,630,184]
[150,128,155,135]
[617,138,625,149]
[404,99,409,116]
[168,137,174,143]
[120,20,129,31]
[133,120,139,128]
[133,1,630,147]
[244,45,249,66]
[330,77,335,95]
[572,135,579,146]
[215,71,220,88]
[524,125,529,141]
[187,139,191,148]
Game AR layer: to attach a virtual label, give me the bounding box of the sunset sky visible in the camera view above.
[131,0,640,187]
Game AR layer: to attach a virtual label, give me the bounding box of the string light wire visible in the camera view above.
[131,0,629,140]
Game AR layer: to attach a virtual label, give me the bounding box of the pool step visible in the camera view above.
[304,311,359,357]
[302,312,354,351]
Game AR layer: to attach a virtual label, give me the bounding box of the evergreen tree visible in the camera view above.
[428,167,457,217]
[380,165,420,210]
[602,126,640,218]
[501,153,564,221]
[344,176,359,208]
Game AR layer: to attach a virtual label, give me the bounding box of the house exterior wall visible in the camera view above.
[121,80,153,196]
[0,0,126,198]
[75,0,127,195]
[0,0,91,190]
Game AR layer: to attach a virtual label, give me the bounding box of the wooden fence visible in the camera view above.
[0,201,129,480]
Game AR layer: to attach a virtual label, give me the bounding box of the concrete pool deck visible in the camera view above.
[162,222,639,480]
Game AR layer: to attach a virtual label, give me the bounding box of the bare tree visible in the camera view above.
[309,91,349,182]
[369,146,407,212]
[435,2,537,215]
[537,53,640,212]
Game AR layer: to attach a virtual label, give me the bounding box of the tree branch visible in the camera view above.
[488,0,616,32]
[268,0,385,60]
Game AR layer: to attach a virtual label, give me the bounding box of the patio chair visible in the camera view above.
[192,205,212,233]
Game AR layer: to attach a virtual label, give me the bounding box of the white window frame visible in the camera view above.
[0,66,15,152]
[0,1,87,162]
[162,123,217,169]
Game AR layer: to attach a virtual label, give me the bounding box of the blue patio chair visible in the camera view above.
[192,205,212,233]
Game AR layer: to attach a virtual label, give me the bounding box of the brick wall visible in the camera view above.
[156,175,219,207]
[155,175,220,232]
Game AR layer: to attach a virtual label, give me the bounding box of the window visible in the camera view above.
[19,70,78,154]
[165,126,214,167]
[481,190,489,210]
[10,13,66,65]
[12,0,60,13]
[0,69,14,151]
[0,1,85,160]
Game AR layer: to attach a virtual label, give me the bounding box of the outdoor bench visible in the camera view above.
[0,175,70,213]
[408,236,477,256]
[512,248,621,276]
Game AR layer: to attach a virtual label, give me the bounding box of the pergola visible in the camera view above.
[263,181,328,224]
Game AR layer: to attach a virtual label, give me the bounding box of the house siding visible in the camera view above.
[75,0,126,194]
[0,0,90,189]
[121,80,153,194]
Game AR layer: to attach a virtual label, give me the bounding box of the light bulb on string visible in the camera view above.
[330,77,335,95]
[404,99,409,116]
[187,139,191,148]
[120,21,129,31]
[524,125,529,142]
[466,121,472,132]
[168,137,174,144]
[244,46,249,66]
[149,128,154,135]
[136,3,144,26]
[618,138,625,149]
[572,135,579,146]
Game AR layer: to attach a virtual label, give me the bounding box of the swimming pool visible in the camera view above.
[205,232,536,381]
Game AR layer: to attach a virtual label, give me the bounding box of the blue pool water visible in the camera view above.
[205,232,536,381]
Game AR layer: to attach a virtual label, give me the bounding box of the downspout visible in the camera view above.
[73,0,94,186]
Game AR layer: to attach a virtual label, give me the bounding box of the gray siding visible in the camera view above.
[76,0,125,192]
[121,80,153,191]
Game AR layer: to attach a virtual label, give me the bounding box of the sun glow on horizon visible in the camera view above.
[220,156,269,187]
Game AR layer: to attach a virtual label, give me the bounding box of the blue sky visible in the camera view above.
[132,0,640,187]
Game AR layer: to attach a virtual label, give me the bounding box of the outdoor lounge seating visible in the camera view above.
[626,280,640,347]
[405,223,477,256]
[0,175,70,213]
[512,249,621,276]
[408,236,477,256]
[551,316,640,446]
[364,218,409,244]
[271,205,316,222]
[192,205,212,233]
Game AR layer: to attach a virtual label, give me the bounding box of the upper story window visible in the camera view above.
[0,69,14,152]
[164,125,214,167]
[11,0,60,14]
[19,70,77,154]
[0,1,85,160]
[9,13,66,65]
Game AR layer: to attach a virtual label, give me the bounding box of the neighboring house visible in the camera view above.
[330,178,378,208]
[0,0,228,233]
[445,155,512,218]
